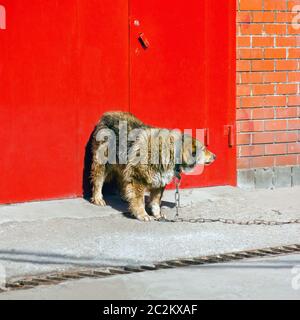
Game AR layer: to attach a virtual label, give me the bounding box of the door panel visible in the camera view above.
[129,0,236,188]
[76,0,129,197]
[0,1,79,203]
[0,1,129,203]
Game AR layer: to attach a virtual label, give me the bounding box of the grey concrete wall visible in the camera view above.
[237,165,300,189]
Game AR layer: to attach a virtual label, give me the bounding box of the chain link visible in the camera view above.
[175,178,180,219]
[164,176,300,226]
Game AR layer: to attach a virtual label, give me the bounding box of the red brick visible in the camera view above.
[275,155,298,166]
[237,157,251,169]
[252,37,274,47]
[265,48,286,59]
[264,24,287,35]
[241,72,264,84]
[287,95,300,106]
[237,109,252,120]
[237,133,251,145]
[239,145,265,157]
[239,48,264,59]
[237,84,251,96]
[288,0,300,10]
[237,12,252,23]
[237,36,251,47]
[276,37,299,47]
[276,107,298,118]
[252,156,275,168]
[287,24,300,35]
[252,60,274,71]
[276,83,298,94]
[275,132,298,143]
[239,120,264,132]
[237,60,251,71]
[263,71,287,83]
[288,143,300,153]
[288,119,300,129]
[252,132,275,144]
[241,96,265,108]
[252,84,275,95]
[288,72,300,82]
[240,0,263,10]
[252,11,275,23]
[264,95,287,106]
[252,107,275,118]
[264,120,287,131]
[289,48,300,58]
[276,12,297,23]
[264,0,287,10]
[265,144,287,155]
[240,24,264,35]
[276,60,298,71]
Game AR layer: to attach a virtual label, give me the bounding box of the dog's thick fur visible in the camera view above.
[91,112,215,221]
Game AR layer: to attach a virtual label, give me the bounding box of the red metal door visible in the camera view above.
[0,1,129,203]
[0,1,235,204]
[129,0,236,187]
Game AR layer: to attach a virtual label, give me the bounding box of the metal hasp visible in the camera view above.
[138,32,150,49]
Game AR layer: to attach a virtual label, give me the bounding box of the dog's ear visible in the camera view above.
[182,134,202,166]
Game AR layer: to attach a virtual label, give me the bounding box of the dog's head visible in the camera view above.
[179,135,216,174]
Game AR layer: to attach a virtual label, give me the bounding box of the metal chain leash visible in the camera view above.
[164,215,300,225]
[174,176,181,219]
[160,176,300,226]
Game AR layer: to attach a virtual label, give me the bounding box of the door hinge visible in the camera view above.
[204,128,210,147]
[224,125,235,147]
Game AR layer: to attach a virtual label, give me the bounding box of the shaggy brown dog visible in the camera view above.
[91,112,216,221]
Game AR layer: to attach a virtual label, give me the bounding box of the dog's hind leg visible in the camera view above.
[91,162,107,206]
[149,187,166,220]
[124,182,152,222]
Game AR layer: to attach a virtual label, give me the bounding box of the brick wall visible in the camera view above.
[237,0,300,170]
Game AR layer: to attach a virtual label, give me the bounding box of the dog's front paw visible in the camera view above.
[150,204,166,220]
[153,212,167,220]
[91,195,106,206]
[136,212,153,222]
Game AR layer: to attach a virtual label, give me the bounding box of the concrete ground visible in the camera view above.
[1,253,300,300]
[0,186,300,298]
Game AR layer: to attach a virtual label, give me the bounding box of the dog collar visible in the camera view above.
[174,165,181,180]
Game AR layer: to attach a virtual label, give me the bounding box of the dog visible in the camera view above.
[90,111,216,221]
